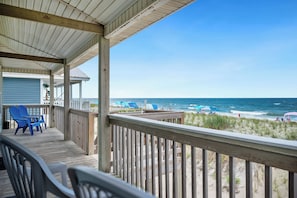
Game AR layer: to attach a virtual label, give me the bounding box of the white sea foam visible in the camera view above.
[230,110,267,116]
[216,111,275,121]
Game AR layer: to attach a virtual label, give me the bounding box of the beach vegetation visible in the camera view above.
[204,115,230,130]
[184,113,297,140]
[90,103,97,108]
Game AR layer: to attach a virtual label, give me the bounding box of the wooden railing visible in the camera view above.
[53,106,64,133]
[2,104,50,130]
[53,106,98,155]
[44,99,90,111]
[109,114,297,198]
[129,111,184,124]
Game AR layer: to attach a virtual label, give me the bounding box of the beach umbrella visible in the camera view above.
[196,105,205,111]
[284,112,297,116]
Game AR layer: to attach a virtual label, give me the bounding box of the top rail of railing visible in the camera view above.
[108,114,297,172]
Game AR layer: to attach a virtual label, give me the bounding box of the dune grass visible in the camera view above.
[184,113,297,140]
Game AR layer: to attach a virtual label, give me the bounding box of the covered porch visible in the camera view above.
[1,0,297,198]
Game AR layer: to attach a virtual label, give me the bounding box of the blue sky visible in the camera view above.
[78,0,297,98]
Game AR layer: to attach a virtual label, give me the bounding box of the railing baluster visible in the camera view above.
[289,172,297,198]
[192,146,197,198]
[216,153,221,198]
[246,161,253,198]
[145,133,150,192]
[151,135,156,195]
[158,137,163,198]
[131,130,135,185]
[116,126,122,175]
[173,141,178,198]
[113,125,117,175]
[136,131,140,187]
[165,139,170,198]
[123,128,127,182]
[265,166,272,198]
[140,132,144,189]
[182,143,187,198]
[229,156,235,198]
[127,129,131,184]
[202,149,208,198]
[119,126,123,179]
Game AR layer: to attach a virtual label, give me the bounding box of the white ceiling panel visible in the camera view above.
[0,0,194,74]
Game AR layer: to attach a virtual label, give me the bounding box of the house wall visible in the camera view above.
[3,77,40,104]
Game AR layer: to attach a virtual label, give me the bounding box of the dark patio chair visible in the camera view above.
[18,105,47,129]
[0,135,75,198]
[68,166,155,198]
[9,106,41,135]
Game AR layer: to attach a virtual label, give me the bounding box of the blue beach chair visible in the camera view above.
[9,106,42,135]
[18,105,46,129]
[9,106,28,135]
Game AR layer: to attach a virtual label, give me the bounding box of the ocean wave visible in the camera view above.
[273,102,281,105]
[230,110,267,116]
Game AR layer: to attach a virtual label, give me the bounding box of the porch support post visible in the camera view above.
[49,71,54,127]
[64,64,70,140]
[98,36,110,172]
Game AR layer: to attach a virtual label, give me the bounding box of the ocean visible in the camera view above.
[87,98,297,120]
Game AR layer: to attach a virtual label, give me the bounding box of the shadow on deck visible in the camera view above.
[0,128,98,197]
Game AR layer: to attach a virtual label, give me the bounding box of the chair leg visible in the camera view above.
[29,126,34,135]
[23,126,28,133]
[15,127,19,135]
[48,162,68,187]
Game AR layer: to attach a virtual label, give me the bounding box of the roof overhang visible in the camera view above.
[0,0,194,75]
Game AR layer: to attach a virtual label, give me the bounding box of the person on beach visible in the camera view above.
[287,116,291,122]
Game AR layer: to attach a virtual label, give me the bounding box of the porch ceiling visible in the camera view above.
[0,0,194,75]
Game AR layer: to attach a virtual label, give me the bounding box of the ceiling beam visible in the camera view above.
[0,3,104,34]
[0,52,64,64]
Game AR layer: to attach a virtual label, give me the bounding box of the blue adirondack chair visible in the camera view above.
[9,106,28,135]
[18,105,46,129]
[9,106,41,135]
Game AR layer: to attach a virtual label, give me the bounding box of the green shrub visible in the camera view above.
[203,114,230,130]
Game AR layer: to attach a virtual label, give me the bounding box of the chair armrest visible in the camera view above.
[48,162,68,187]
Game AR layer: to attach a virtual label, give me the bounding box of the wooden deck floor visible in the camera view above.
[0,127,98,197]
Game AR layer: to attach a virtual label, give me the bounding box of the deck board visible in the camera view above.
[0,128,98,197]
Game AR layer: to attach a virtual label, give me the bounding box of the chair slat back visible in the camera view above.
[9,106,22,120]
[68,166,155,198]
[18,105,30,117]
[0,135,74,198]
